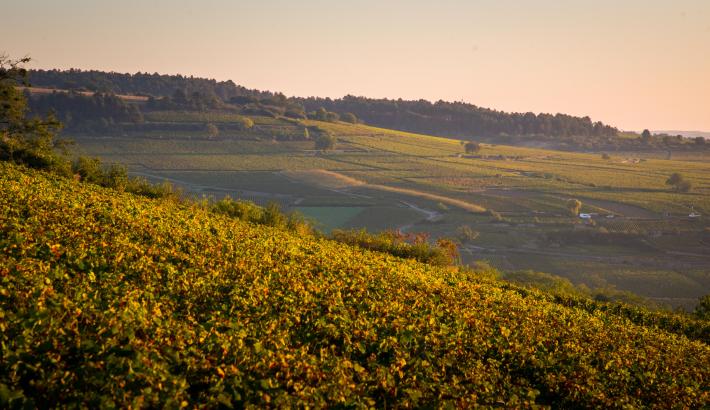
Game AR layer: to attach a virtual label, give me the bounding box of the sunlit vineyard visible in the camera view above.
[1,162,708,407]
[69,117,710,308]
[80,117,710,213]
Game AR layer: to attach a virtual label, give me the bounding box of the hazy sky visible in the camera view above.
[3,0,709,131]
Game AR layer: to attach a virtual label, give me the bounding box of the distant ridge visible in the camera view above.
[653,130,710,139]
[27,68,620,140]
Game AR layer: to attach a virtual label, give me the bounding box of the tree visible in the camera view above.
[694,136,706,145]
[1,57,31,128]
[340,112,358,124]
[666,172,683,187]
[172,89,188,106]
[435,238,460,266]
[464,141,481,154]
[567,199,582,216]
[234,116,253,131]
[666,173,692,192]
[641,129,652,143]
[205,123,219,139]
[262,201,287,229]
[325,111,340,122]
[694,294,710,320]
[457,226,479,243]
[309,107,341,123]
[311,107,329,121]
[0,55,68,173]
[315,131,336,151]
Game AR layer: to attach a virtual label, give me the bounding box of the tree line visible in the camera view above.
[297,95,619,139]
[26,69,621,138]
[26,69,707,152]
[28,91,144,131]
[29,68,274,101]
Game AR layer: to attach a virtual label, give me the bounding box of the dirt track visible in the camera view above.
[284,169,486,213]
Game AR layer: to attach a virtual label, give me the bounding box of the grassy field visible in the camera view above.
[69,116,710,308]
[1,162,708,407]
[294,206,365,232]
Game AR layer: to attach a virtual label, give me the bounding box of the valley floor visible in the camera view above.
[69,117,710,308]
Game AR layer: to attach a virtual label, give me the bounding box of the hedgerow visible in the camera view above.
[331,228,459,267]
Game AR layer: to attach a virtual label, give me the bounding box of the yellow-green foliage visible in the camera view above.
[331,229,457,266]
[0,162,708,407]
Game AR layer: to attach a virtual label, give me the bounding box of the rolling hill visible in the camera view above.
[1,162,708,407]
[13,66,709,309]
[67,113,710,309]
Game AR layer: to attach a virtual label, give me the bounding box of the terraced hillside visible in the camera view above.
[1,162,708,407]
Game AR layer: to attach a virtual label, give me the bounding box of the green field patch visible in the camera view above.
[338,202,431,232]
[294,206,364,232]
[142,171,323,195]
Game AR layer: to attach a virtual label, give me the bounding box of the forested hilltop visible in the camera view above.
[298,96,619,138]
[26,68,630,149]
[27,69,275,101]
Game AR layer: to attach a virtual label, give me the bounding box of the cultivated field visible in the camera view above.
[3,162,708,407]
[70,114,710,308]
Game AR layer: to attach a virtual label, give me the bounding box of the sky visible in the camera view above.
[2,0,709,131]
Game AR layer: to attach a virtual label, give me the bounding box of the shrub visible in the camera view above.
[486,209,503,221]
[283,108,306,120]
[567,199,582,216]
[262,201,287,228]
[464,141,481,154]
[211,196,313,234]
[340,112,358,124]
[72,156,104,183]
[666,173,692,192]
[234,116,254,130]
[315,131,336,151]
[460,261,501,280]
[695,294,710,320]
[205,123,219,139]
[72,157,175,197]
[457,226,480,242]
[331,229,459,266]
[125,178,182,200]
[503,270,581,297]
[212,195,265,223]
